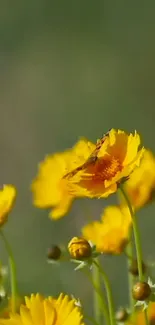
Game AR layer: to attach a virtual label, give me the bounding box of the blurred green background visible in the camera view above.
[1,0,155,315]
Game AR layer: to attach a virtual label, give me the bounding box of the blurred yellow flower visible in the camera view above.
[82,205,131,254]
[0,293,85,325]
[0,185,16,227]
[127,302,155,325]
[65,129,144,198]
[31,139,95,219]
[124,149,155,209]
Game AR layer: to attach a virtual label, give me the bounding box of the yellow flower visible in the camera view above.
[0,185,16,227]
[65,129,144,198]
[0,293,85,325]
[126,302,155,325]
[31,139,95,219]
[124,149,155,209]
[82,205,131,254]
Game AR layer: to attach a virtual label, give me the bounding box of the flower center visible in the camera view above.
[84,156,122,182]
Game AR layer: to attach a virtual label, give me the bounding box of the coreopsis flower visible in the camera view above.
[31,139,95,219]
[0,185,16,227]
[82,205,132,254]
[0,293,85,325]
[123,149,155,209]
[127,302,155,325]
[65,129,144,198]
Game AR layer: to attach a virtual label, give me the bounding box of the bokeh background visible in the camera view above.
[1,0,155,315]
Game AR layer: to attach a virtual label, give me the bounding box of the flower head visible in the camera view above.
[0,185,16,227]
[82,205,132,254]
[65,129,144,198]
[0,293,85,325]
[31,139,95,219]
[124,149,155,209]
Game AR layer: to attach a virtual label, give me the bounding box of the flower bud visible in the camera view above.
[68,237,92,260]
[132,282,151,301]
[129,259,146,276]
[115,307,128,322]
[47,245,61,260]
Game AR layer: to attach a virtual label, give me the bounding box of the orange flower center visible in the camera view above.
[84,156,122,183]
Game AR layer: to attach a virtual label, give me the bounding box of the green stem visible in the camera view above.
[0,229,17,312]
[84,267,110,325]
[144,308,150,325]
[119,186,150,325]
[93,260,116,325]
[119,185,143,281]
[126,241,135,311]
[92,263,102,324]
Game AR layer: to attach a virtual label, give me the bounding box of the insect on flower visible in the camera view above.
[64,129,111,178]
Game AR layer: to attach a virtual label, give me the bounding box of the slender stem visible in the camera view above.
[119,185,143,281]
[119,186,150,325]
[126,241,135,311]
[144,308,149,325]
[92,263,102,324]
[93,260,116,325]
[0,230,17,312]
[83,267,110,325]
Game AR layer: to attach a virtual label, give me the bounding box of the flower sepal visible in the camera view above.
[71,259,88,271]
[70,249,101,271]
[135,300,148,311]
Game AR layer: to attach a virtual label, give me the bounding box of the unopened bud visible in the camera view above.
[132,282,151,301]
[68,237,92,260]
[47,245,61,260]
[129,259,146,276]
[115,307,129,322]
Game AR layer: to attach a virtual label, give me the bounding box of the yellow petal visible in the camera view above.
[0,185,16,226]
[82,205,131,254]
[44,300,56,325]
[49,195,73,220]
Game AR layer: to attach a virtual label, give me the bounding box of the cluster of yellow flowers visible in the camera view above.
[0,128,155,325]
[31,128,155,255]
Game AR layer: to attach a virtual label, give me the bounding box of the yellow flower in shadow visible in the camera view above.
[0,185,16,227]
[82,205,131,254]
[0,294,85,325]
[126,302,155,325]
[65,129,144,198]
[31,139,95,219]
[124,149,155,209]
